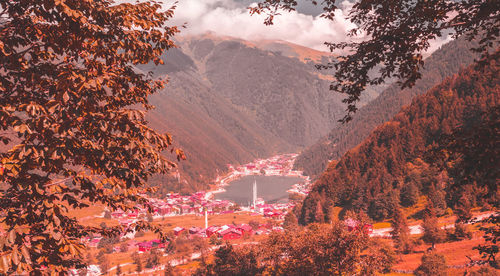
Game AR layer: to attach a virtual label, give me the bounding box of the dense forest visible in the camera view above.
[293,38,480,179]
[298,55,499,224]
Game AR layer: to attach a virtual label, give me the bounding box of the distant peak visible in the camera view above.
[177,32,333,63]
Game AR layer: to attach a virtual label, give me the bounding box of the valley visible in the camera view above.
[1,1,498,274]
[49,37,500,276]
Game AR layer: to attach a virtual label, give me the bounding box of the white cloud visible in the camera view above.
[118,0,453,55]
[164,0,359,52]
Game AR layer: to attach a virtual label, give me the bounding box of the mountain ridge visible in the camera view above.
[293,37,480,179]
[298,54,499,224]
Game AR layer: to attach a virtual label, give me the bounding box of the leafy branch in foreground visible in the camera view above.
[0,0,183,273]
[473,213,500,268]
[250,0,499,122]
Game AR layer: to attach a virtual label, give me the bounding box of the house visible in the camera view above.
[196,229,208,238]
[173,226,185,236]
[137,241,151,252]
[363,224,374,234]
[219,228,243,240]
[118,218,134,226]
[206,226,220,237]
[189,226,202,235]
[151,239,166,248]
[137,239,167,252]
[237,224,253,235]
[127,212,138,219]
[88,237,102,248]
[345,218,373,234]
[272,226,284,232]
[111,210,125,219]
[180,204,191,214]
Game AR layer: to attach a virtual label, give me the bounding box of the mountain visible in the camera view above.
[177,34,348,147]
[298,54,499,224]
[141,34,353,193]
[293,38,480,179]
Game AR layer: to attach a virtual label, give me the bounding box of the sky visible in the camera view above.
[164,0,363,52]
[157,0,452,54]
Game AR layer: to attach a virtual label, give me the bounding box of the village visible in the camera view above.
[82,153,313,255]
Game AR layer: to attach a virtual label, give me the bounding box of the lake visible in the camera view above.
[214,175,303,206]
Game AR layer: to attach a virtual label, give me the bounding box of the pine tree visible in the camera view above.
[400,182,419,207]
[314,201,325,223]
[390,207,412,254]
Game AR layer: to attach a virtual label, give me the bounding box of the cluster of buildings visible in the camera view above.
[134,222,285,253]
[174,222,283,242]
[226,153,305,177]
[108,191,236,226]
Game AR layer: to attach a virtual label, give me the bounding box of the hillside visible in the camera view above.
[141,35,352,193]
[178,34,347,147]
[294,38,480,178]
[298,54,499,224]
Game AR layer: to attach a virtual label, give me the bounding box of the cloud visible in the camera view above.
[120,0,453,55]
[163,0,359,52]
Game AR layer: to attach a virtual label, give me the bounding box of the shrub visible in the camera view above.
[414,253,447,276]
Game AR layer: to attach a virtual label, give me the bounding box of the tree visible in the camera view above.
[283,211,299,231]
[251,0,499,122]
[452,195,473,240]
[421,202,446,249]
[468,266,500,276]
[0,0,183,274]
[104,211,112,219]
[314,201,325,223]
[197,222,393,275]
[131,252,143,274]
[147,212,154,223]
[248,220,260,230]
[400,182,419,207]
[163,263,175,276]
[120,243,129,253]
[115,263,121,276]
[362,238,396,275]
[414,253,447,276]
[192,236,210,265]
[474,213,500,268]
[145,248,162,269]
[390,207,412,254]
[427,186,447,217]
[195,243,263,276]
[428,106,500,207]
[96,250,110,275]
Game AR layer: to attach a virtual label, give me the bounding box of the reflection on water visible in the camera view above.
[215,175,303,206]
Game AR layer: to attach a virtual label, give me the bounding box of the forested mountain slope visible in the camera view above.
[299,55,499,224]
[294,38,479,179]
[179,35,347,147]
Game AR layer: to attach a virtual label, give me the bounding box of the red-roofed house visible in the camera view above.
[237,224,253,235]
[219,228,243,240]
[206,226,220,237]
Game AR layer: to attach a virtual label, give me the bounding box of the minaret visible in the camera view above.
[204,209,208,229]
[252,180,257,208]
